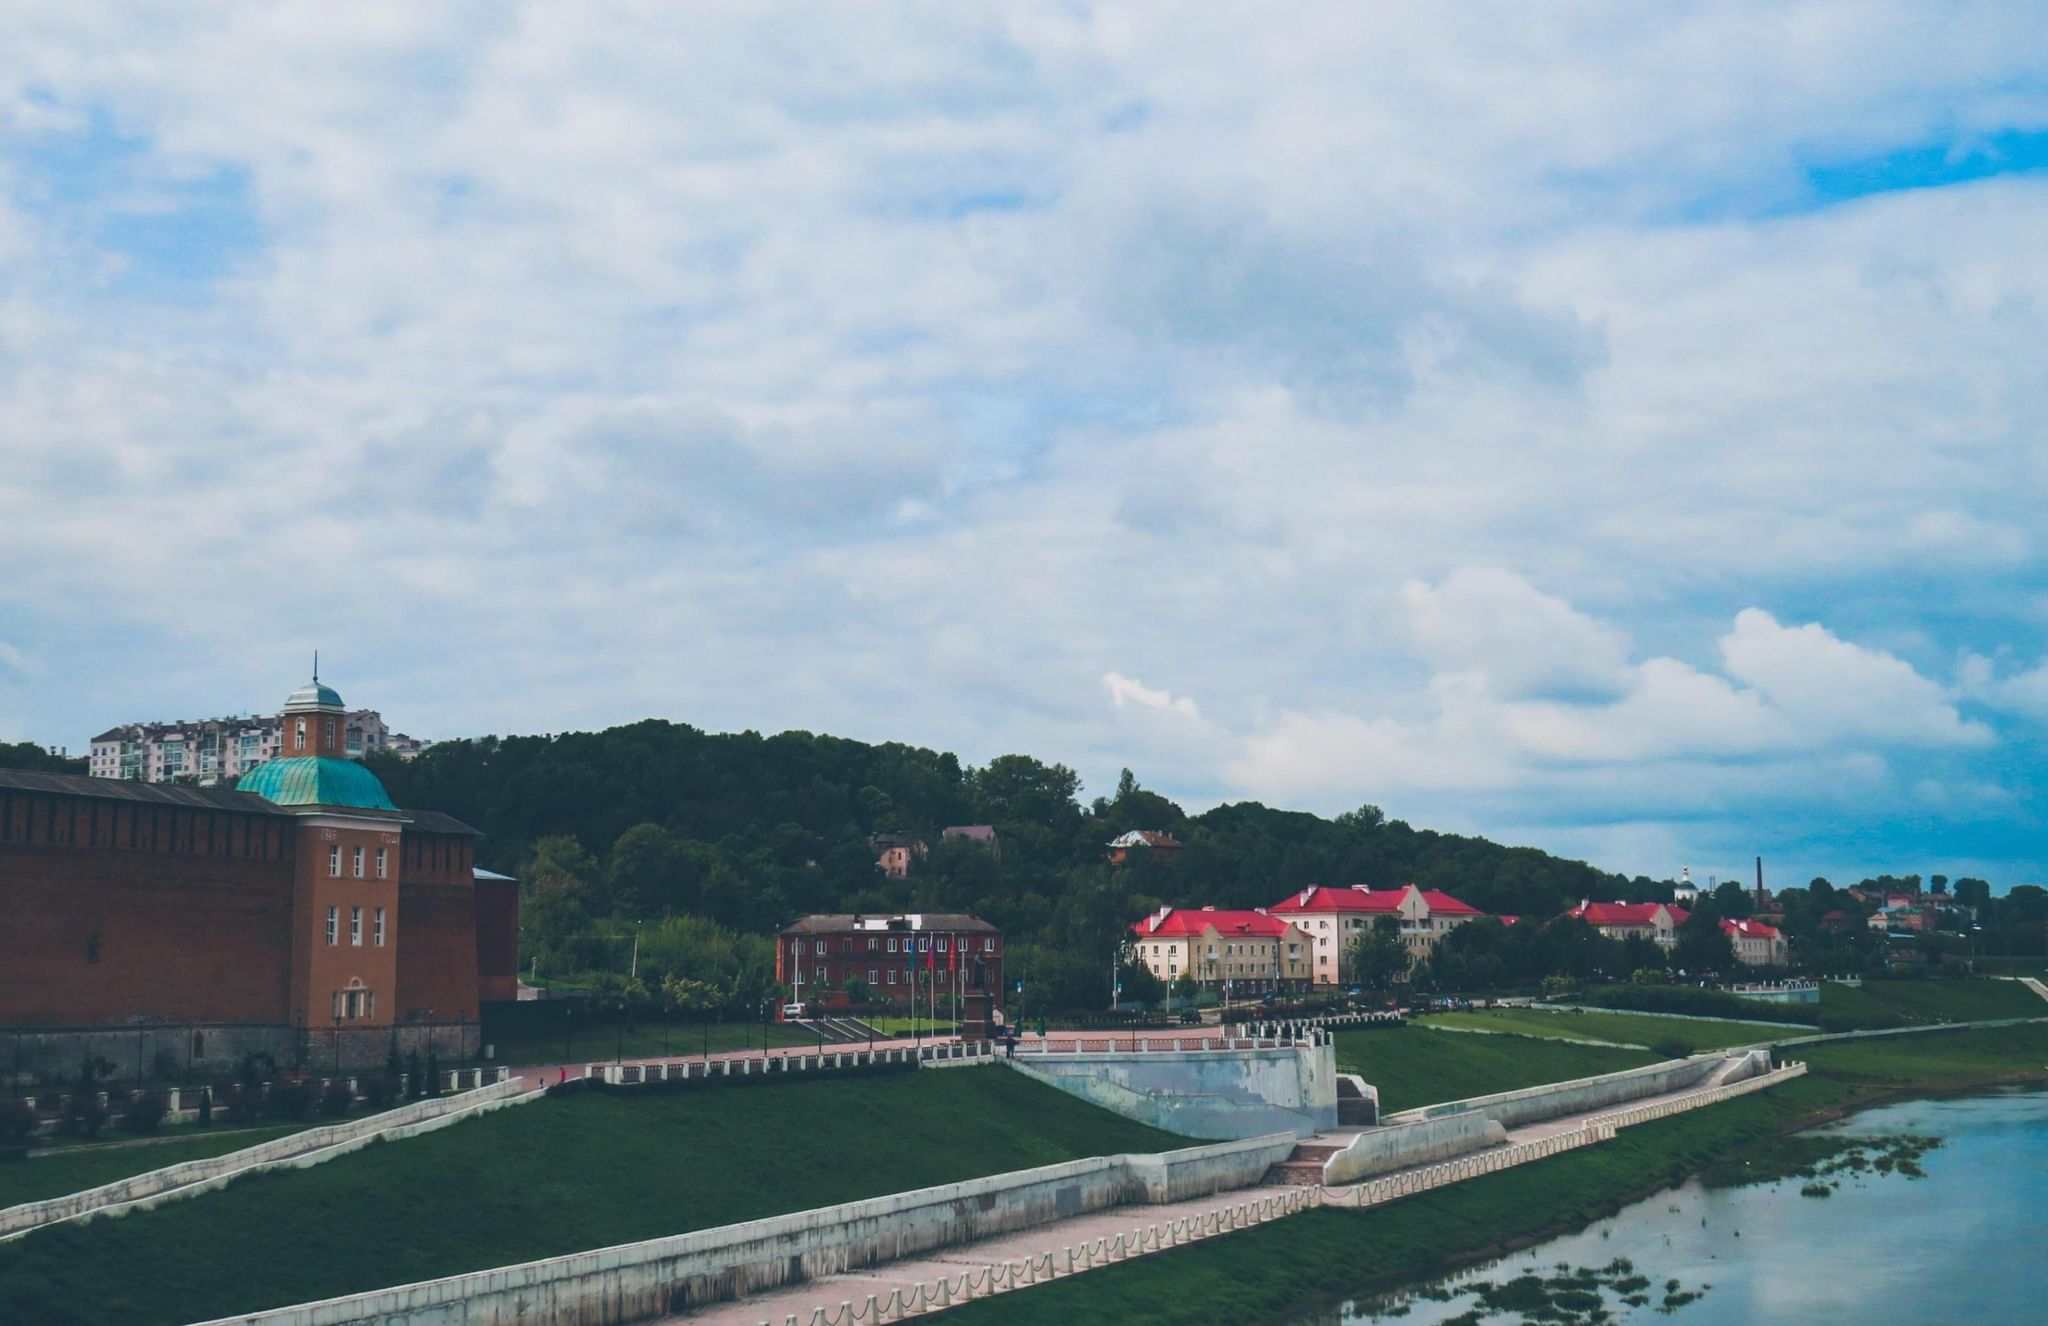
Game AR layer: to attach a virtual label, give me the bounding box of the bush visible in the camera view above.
[269,1081,314,1122]
[62,1092,108,1140]
[0,1097,38,1149]
[224,1083,262,1125]
[122,1091,168,1134]
[361,1074,396,1112]
[321,1080,354,1118]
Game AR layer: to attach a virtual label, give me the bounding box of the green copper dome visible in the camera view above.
[238,756,396,811]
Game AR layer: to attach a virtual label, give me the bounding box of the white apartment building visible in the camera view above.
[90,709,419,786]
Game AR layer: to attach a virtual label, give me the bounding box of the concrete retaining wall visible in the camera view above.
[1005,1042,1338,1139]
[1385,1055,1721,1129]
[1322,1111,1506,1185]
[185,1133,1297,1326]
[1,1076,530,1241]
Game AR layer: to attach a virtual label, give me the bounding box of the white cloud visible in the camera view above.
[0,4,2041,881]
[1720,609,1990,747]
[1959,653,2048,723]
[1103,672,1200,720]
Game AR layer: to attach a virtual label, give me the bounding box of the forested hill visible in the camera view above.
[365,719,1633,955]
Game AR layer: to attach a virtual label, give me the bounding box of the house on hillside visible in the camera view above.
[1106,829,1182,865]
[1128,905,1312,994]
[1265,884,1486,987]
[942,825,999,856]
[869,832,927,879]
[777,912,1002,1006]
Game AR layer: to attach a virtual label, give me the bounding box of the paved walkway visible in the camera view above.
[659,1072,1750,1326]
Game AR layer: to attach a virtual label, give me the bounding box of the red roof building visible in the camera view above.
[1128,905,1311,992]
[1721,917,1788,966]
[1107,829,1183,865]
[1266,884,1487,987]
[1566,900,1690,948]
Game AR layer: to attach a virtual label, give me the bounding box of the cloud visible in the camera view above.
[1103,671,1200,720]
[1960,653,2048,724]
[1720,609,1990,748]
[1399,568,1632,700]
[0,4,2042,883]
[0,642,38,677]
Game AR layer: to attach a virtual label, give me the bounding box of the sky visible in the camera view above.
[1,3,2045,889]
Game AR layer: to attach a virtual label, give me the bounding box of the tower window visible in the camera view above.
[325,717,336,746]
[295,719,306,751]
[328,845,341,876]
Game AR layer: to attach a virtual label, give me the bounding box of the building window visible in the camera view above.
[295,719,306,751]
[325,717,336,746]
[328,844,341,876]
[868,968,877,984]
[349,906,363,946]
[937,937,947,952]
[888,969,898,984]
[375,846,388,879]
[888,938,898,952]
[374,907,386,946]
[815,940,826,955]
[867,937,878,951]
[325,906,338,945]
[352,846,365,878]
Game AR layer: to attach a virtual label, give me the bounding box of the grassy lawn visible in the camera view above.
[949,1022,2048,1326]
[1334,1025,1659,1114]
[0,1067,1181,1326]
[489,1018,815,1066]
[1816,979,2047,1027]
[1419,1007,1768,1052]
[0,1122,316,1209]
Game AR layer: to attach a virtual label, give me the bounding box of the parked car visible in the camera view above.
[780,1002,807,1020]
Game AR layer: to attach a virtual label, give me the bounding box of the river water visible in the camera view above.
[1280,1088,2048,1326]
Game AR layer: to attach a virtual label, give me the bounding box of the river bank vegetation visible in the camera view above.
[947,1023,2048,1326]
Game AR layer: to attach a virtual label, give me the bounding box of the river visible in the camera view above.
[1279,1088,2048,1325]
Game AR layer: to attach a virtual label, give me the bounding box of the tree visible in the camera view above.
[1674,902,1736,975]
[1348,916,1411,992]
[1711,879,1754,919]
[1953,878,1993,910]
[1172,971,1198,1002]
[604,823,704,917]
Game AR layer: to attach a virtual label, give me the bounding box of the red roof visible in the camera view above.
[1268,884,1483,917]
[1722,918,1781,939]
[1131,906,1289,938]
[1567,901,1687,928]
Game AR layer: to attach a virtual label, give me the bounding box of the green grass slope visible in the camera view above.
[0,1123,314,1209]
[1817,979,2046,1027]
[1418,1007,1765,1052]
[1335,1026,1660,1115]
[0,1067,1180,1326]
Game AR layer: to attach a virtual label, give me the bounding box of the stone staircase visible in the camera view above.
[1266,1140,1344,1186]
[1337,1075,1376,1126]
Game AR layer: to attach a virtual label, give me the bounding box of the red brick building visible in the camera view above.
[0,675,515,1066]
[776,913,1002,1007]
